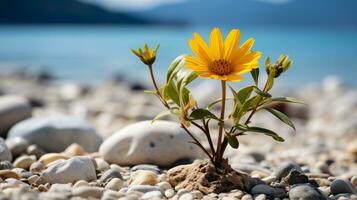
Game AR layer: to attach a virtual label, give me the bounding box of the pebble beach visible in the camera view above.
[0,70,356,200]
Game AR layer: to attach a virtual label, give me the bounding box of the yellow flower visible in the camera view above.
[132,44,160,66]
[186,28,262,82]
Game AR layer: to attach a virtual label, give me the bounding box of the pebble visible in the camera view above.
[142,190,163,199]
[165,189,175,198]
[49,183,72,196]
[255,194,267,200]
[105,178,124,191]
[273,161,303,180]
[127,185,162,194]
[100,169,123,184]
[351,176,357,187]
[0,160,13,170]
[288,184,327,200]
[128,170,159,186]
[0,95,32,137]
[242,194,254,200]
[8,115,102,152]
[36,156,96,184]
[5,137,29,158]
[283,169,309,185]
[73,180,90,188]
[38,153,69,165]
[131,164,161,174]
[251,184,285,197]
[179,193,194,200]
[63,143,87,157]
[0,138,12,162]
[157,181,172,190]
[99,120,203,167]
[0,169,20,179]
[28,175,39,185]
[29,161,45,173]
[72,186,105,199]
[330,179,357,195]
[26,144,45,158]
[95,158,110,172]
[13,155,36,170]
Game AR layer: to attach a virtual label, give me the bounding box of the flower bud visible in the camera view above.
[131,44,160,66]
[265,54,292,78]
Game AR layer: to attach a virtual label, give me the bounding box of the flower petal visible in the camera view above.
[189,39,211,63]
[193,32,211,57]
[226,74,245,82]
[224,29,240,60]
[231,51,262,67]
[185,56,210,72]
[209,28,224,59]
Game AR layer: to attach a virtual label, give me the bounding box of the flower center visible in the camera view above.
[209,59,233,75]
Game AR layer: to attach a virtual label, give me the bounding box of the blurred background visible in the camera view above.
[0,0,357,87]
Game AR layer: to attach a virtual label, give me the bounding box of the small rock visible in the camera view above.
[273,161,303,180]
[13,155,36,170]
[255,194,267,200]
[128,170,159,186]
[191,190,204,199]
[289,184,327,200]
[165,189,175,198]
[179,193,194,200]
[49,183,72,196]
[131,164,161,174]
[0,95,32,137]
[73,180,90,188]
[8,116,102,152]
[72,186,104,199]
[99,121,203,167]
[330,179,357,195]
[0,160,13,170]
[29,161,45,173]
[36,156,96,184]
[106,178,124,191]
[26,144,45,158]
[127,185,162,194]
[157,181,172,190]
[351,176,357,187]
[38,153,69,165]
[242,194,253,200]
[100,169,123,185]
[95,158,110,172]
[5,137,29,158]
[0,169,20,179]
[330,194,357,200]
[347,140,357,159]
[283,169,309,185]
[0,138,12,162]
[251,184,285,197]
[102,190,124,200]
[142,190,163,199]
[63,143,87,157]
[28,175,39,185]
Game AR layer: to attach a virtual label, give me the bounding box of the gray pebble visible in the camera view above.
[330,179,357,195]
[289,184,327,200]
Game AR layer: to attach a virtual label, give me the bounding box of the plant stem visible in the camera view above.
[215,80,226,163]
[191,121,215,157]
[148,64,170,109]
[181,124,213,162]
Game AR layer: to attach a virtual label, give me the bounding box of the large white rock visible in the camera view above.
[37,156,97,184]
[7,116,102,152]
[99,120,204,167]
[0,95,32,137]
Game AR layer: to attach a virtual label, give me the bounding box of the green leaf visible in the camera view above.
[163,82,180,105]
[144,90,156,94]
[166,56,185,83]
[263,108,296,130]
[270,97,305,105]
[190,108,219,120]
[152,110,172,123]
[207,97,234,110]
[235,125,285,142]
[250,68,259,85]
[227,135,239,149]
[237,86,254,104]
[265,73,275,91]
[253,86,271,97]
[229,85,239,102]
[180,87,191,105]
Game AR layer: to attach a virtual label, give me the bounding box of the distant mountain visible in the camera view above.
[0,0,149,24]
[137,0,357,26]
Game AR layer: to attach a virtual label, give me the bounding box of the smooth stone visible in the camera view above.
[128,170,159,186]
[131,164,161,174]
[63,143,87,157]
[351,176,357,187]
[283,169,309,185]
[157,181,172,190]
[26,144,45,159]
[255,194,267,200]
[127,185,162,194]
[231,163,272,174]
[330,179,357,195]
[95,158,110,172]
[8,115,102,152]
[100,169,123,184]
[0,95,32,137]
[49,183,72,196]
[289,184,327,200]
[37,156,96,184]
[330,194,357,200]
[73,180,90,188]
[242,194,253,200]
[99,120,204,167]
[102,190,124,200]
[0,169,20,179]
[13,155,36,170]
[273,161,303,180]
[39,153,69,166]
[0,138,12,162]
[72,186,104,199]
[165,189,175,198]
[105,178,124,191]
[141,190,163,199]
[0,160,13,170]
[191,190,204,199]
[179,193,194,200]
[28,175,39,185]
[5,137,29,158]
[250,184,285,197]
[29,161,45,173]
